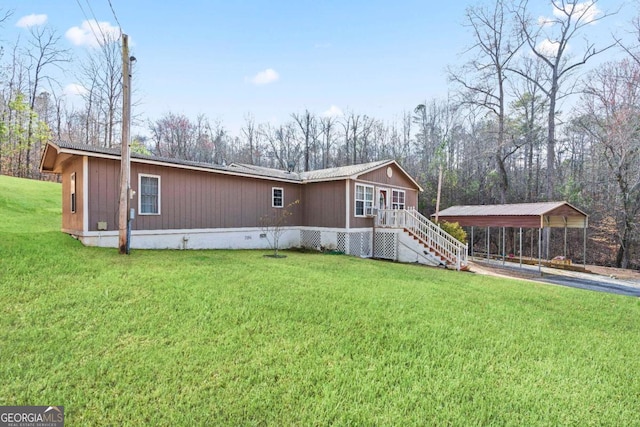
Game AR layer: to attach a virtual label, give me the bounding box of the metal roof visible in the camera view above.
[41,142,420,189]
[437,202,583,217]
[435,201,588,229]
[229,160,393,182]
[301,160,390,181]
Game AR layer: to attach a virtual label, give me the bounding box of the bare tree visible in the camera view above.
[512,0,616,201]
[319,115,336,168]
[450,0,523,203]
[77,32,122,148]
[24,25,70,174]
[148,112,196,160]
[241,113,259,164]
[260,199,300,258]
[340,111,363,165]
[292,109,318,171]
[580,59,640,268]
[262,122,301,170]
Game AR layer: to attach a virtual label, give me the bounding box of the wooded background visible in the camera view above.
[1,1,638,269]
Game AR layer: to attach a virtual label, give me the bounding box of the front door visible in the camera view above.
[378,188,389,225]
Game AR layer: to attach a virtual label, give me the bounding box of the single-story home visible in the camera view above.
[40,141,467,269]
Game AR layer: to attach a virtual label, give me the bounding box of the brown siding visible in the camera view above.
[62,156,85,233]
[78,156,423,233]
[128,162,303,230]
[88,157,120,231]
[84,158,304,231]
[406,190,418,208]
[359,163,418,190]
[301,180,346,228]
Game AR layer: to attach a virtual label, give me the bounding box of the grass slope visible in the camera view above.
[1,174,639,425]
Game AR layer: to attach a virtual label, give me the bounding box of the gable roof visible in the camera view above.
[436,201,588,229]
[40,141,422,190]
[230,159,419,185]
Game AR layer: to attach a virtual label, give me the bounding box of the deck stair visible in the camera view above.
[376,207,468,271]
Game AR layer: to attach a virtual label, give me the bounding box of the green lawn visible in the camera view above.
[1,174,639,426]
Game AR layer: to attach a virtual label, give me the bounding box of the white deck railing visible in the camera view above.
[375,207,468,271]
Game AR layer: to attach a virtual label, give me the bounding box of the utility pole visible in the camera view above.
[118,34,131,254]
[434,165,443,223]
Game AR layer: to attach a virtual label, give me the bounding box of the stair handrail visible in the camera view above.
[376,207,467,270]
[404,207,468,270]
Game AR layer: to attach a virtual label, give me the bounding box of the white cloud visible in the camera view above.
[536,39,564,57]
[16,14,47,28]
[249,68,279,85]
[63,83,88,97]
[552,1,600,24]
[65,20,121,48]
[537,16,554,27]
[321,105,343,118]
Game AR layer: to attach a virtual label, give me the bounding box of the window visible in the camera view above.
[392,189,405,210]
[70,172,77,213]
[355,184,374,216]
[272,187,284,208]
[139,174,160,215]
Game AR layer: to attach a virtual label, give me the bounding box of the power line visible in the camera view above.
[74,0,106,46]
[107,0,123,33]
[83,0,109,44]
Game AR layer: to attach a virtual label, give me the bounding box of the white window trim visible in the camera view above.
[272,187,284,208]
[392,189,406,210]
[354,183,374,217]
[138,173,161,215]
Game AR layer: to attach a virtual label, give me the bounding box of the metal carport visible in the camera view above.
[434,201,589,270]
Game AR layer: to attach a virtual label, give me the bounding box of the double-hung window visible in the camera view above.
[392,189,405,210]
[272,187,284,208]
[139,174,161,215]
[355,184,374,217]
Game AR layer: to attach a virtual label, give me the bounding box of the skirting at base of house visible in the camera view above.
[64,226,443,267]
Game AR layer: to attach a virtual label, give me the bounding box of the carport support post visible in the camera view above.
[564,217,568,258]
[502,226,506,265]
[470,226,474,259]
[583,218,587,268]
[486,227,490,262]
[538,228,542,274]
[519,227,523,268]
[530,230,534,259]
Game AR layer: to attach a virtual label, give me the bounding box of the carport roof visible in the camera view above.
[435,201,588,229]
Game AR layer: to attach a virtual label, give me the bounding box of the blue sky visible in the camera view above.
[3,0,635,136]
